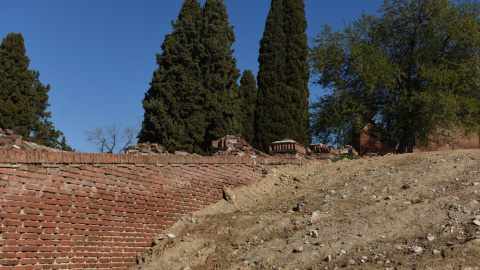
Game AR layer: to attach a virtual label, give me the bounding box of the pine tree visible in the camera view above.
[139,0,207,154]
[254,0,288,152]
[201,0,241,149]
[0,33,72,150]
[238,70,257,144]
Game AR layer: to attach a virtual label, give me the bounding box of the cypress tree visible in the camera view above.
[284,0,310,145]
[238,70,257,144]
[139,0,207,154]
[201,0,241,149]
[254,0,310,151]
[254,0,287,152]
[0,33,72,150]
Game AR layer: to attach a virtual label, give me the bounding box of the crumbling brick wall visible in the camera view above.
[413,131,480,152]
[0,151,304,270]
[359,123,396,156]
[360,123,480,156]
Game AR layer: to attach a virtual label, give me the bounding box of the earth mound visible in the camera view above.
[136,150,480,270]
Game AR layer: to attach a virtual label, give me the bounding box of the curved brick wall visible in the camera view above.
[0,150,304,270]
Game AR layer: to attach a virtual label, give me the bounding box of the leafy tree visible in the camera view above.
[139,0,207,154]
[0,33,72,151]
[201,0,241,149]
[238,70,258,144]
[310,0,480,152]
[254,0,310,151]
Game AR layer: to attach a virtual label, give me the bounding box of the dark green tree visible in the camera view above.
[284,0,311,145]
[0,33,72,151]
[201,0,241,149]
[139,0,207,154]
[254,0,311,151]
[238,70,258,144]
[310,0,480,152]
[254,0,287,152]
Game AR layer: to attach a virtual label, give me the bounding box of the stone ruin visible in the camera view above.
[0,128,66,152]
[211,135,270,158]
[268,139,359,160]
[0,128,22,149]
[124,142,169,155]
[126,136,360,160]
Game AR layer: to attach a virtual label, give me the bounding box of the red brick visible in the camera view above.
[0,259,19,266]
[19,258,37,265]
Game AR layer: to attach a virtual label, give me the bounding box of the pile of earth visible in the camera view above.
[136,149,480,270]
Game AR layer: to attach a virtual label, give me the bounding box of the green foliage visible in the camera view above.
[284,0,311,145]
[139,0,240,154]
[310,0,480,152]
[238,70,257,144]
[254,0,311,152]
[201,0,241,149]
[331,155,360,163]
[0,33,72,151]
[139,0,206,154]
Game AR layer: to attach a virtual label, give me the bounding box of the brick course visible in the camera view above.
[0,150,305,269]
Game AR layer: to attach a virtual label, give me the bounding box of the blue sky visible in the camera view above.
[0,0,382,153]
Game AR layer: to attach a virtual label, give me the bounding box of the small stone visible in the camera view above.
[473,220,480,226]
[409,246,423,253]
[347,259,355,265]
[310,230,319,238]
[433,249,442,255]
[339,249,346,255]
[325,255,332,262]
[222,186,236,203]
[402,184,410,190]
[359,255,368,263]
[329,190,336,194]
[427,234,435,241]
[475,215,480,221]
[183,268,191,270]
[311,211,321,222]
[293,247,304,253]
[447,242,456,246]
[167,234,176,238]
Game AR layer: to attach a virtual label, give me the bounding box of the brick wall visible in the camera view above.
[360,124,480,156]
[359,123,397,156]
[413,131,480,152]
[0,150,305,270]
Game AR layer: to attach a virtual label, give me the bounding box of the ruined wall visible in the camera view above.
[413,132,480,153]
[360,124,480,156]
[0,151,303,270]
[359,123,397,156]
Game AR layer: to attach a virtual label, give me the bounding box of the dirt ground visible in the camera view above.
[135,150,480,270]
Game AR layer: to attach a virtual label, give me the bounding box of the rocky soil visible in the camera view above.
[135,150,480,270]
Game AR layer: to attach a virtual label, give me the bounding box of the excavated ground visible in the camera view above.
[135,150,480,270]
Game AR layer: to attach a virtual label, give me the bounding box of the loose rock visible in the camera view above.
[409,246,423,253]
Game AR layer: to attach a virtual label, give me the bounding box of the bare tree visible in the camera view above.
[84,123,137,153]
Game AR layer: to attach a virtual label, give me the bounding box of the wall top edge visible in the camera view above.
[0,150,308,165]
